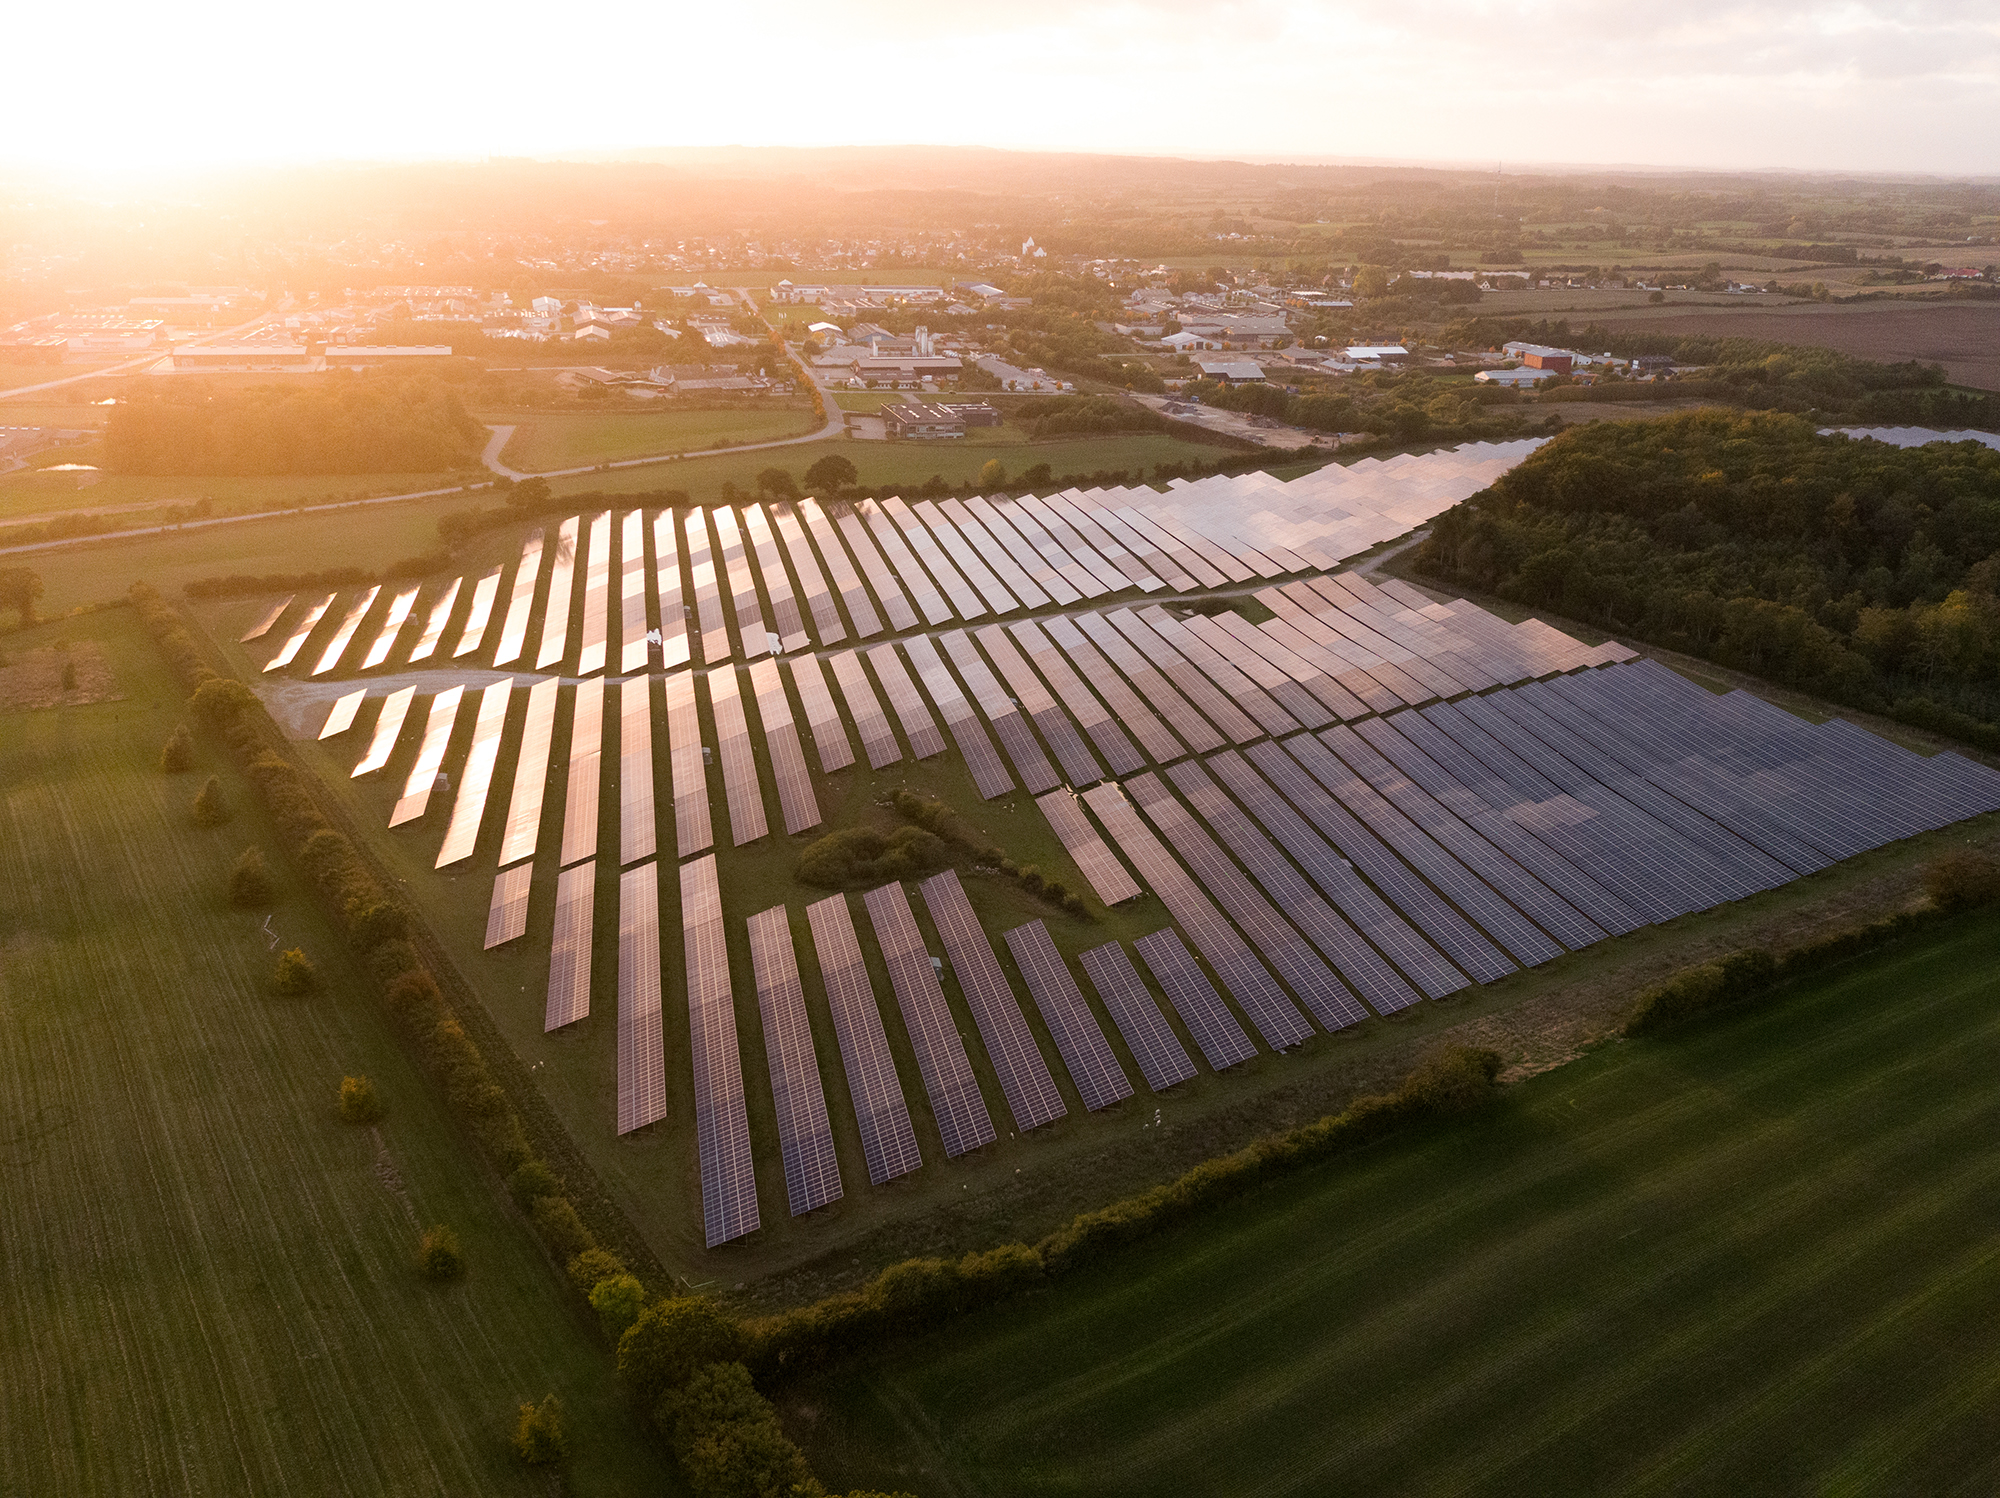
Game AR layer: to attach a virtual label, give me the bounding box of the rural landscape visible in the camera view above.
[6,8,2000,1494]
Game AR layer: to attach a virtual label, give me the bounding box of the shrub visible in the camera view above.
[530,1195,596,1263]
[976,459,1007,491]
[189,677,258,725]
[1925,850,2000,913]
[1061,893,1089,917]
[659,1362,812,1498]
[591,1272,648,1339]
[338,1074,384,1124]
[273,947,317,995]
[507,1159,561,1208]
[416,1224,465,1281]
[191,776,231,826]
[618,1298,747,1404]
[512,1394,566,1465]
[228,846,275,907]
[1396,1045,1504,1112]
[796,826,948,888]
[160,724,195,773]
[568,1247,628,1296]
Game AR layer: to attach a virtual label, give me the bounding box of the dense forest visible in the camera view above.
[107,374,488,475]
[1415,411,2000,745]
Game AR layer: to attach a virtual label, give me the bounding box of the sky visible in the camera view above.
[6,0,1997,177]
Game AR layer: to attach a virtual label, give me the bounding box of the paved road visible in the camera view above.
[0,313,275,403]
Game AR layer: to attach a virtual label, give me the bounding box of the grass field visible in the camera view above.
[0,469,460,526]
[789,905,2000,1496]
[492,408,821,471]
[0,364,124,392]
[0,607,668,1496]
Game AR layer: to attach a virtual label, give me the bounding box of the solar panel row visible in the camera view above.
[360,585,419,670]
[1076,940,1198,1091]
[1072,613,1215,756]
[863,644,946,760]
[619,509,651,673]
[664,672,713,859]
[771,502,851,644]
[536,516,580,670]
[492,530,544,667]
[707,666,771,846]
[265,592,335,671]
[803,500,891,636]
[484,862,531,949]
[711,506,772,660]
[654,512,691,670]
[943,497,1046,609]
[312,585,381,676]
[409,576,461,664]
[545,861,593,1030]
[351,685,414,777]
[1040,616,1184,766]
[683,855,760,1245]
[1005,619,1139,777]
[941,630,1058,794]
[836,506,920,631]
[828,649,903,769]
[903,635,1014,798]
[1140,606,1298,738]
[435,679,511,867]
[319,688,363,740]
[617,861,669,1135]
[746,906,843,1215]
[390,686,465,827]
[742,503,810,653]
[619,678,658,865]
[577,510,612,675]
[1132,928,1257,1071]
[686,509,733,665]
[884,496,982,620]
[748,657,822,836]
[909,497,1008,615]
[967,495,1076,605]
[558,678,605,867]
[453,567,501,661]
[785,653,856,773]
[239,593,292,642]
[1033,789,1141,905]
[860,499,953,626]
[1003,920,1133,1112]
[498,678,559,866]
[805,893,923,1185]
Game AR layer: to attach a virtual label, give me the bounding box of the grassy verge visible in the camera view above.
[787,904,2000,1496]
[0,605,666,1495]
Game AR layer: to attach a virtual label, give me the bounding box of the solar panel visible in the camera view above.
[800,499,888,636]
[618,678,658,865]
[974,624,1104,787]
[1179,612,1328,730]
[966,495,1077,604]
[941,630,1058,794]
[616,860,669,1135]
[359,585,419,670]
[390,686,465,827]
[860,499,954,624]
[833,505,920,631]
[619,509,650,673]
[240,594,292,642]
[535,516,581,670]
[805,893,923,1184]
[1034,788,1141,905]
[1036,616,1180,767]
[319,689,364,740]
[558,678,605,867]
[707,666,771,846]
[886,496,985,618]
[861,881,997,1158]
[484,862,532,949]
[863,643,946,760]
[450,567,501,661]
[1076,941,1197,1091]
[992,493,1100,599]
[912,498,1013,614]
[747,905,844,1215]
[545,861,594,1030]
[942,497,1045,609]
[312,586,381,676]
[1072,613,1218,756]
[1112,503,1221,589]
[653,511,691,669]
[828,649,903,769]
[770,502,849,643]
[919,871,1066,1131]
[1108,609,1261,745]
[1001,620,1133,779]
[491,530,544,666]
[351,685,414,776]
[1042,491,1164,592]
[903,636,1015,798]
[1013,492,1128,594]
[785,653,855,773]
[685,508,733,664]
[683,854,761,1245]
[1003,921,1132,1111]
[435,679,512,867]
[749,657,822,835]
[1133,928,1258,1070]
[410,576,462,663]
[1093,501,1201,591]
[498,678,559,866]
[265,592,334,671]
[742,503,810,652]
[711,506,772,659]
[664,671,713,858]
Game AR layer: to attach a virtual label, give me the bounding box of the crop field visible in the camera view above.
[790,904,2000,1497]
[0,608,664,1496]
[493,408,820,471]
[0,469,457,526]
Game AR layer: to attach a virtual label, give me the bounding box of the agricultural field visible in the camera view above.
[790,903,2000,1496]
[493,408,821,472]
[0,606,665,1496]
[0,469,459,526]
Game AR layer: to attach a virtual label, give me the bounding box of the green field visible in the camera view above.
[0,607,667,1496]
[492,408,821,472]
[789,907,2000,1496]
[0,468,461,525]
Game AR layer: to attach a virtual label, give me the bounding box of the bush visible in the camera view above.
[512,1394,566,1465]
[1925,850,2000,913]
[796,826,948,888]
[160,724,195,773]
[416,1224,465,1281]
[568,1247,628,1295]
[191,776,231,826]
[529,1195,596,1263]
[189,677,258,725]
[507,1159,561,1208]
[618,1298,748,1405]
[338,1074,384,1124]
[661,1362,813,1498]
[591,1272,648,1339]
[228,846,276,906]
[273,947,317,995]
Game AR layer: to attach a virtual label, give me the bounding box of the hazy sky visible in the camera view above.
[7,0,1997,176]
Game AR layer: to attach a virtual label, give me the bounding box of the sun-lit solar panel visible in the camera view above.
[312,586,381,676]
[558,678,605,866]
[786,653,855,773]
[834,505,920,631]
[654,511,690,669]
[1031,616,1172,769]
[1042,491,1163,592]
[617,860,668,1134]
[240,594,292,642]
[319,689,364,740]
[747,905,844,1215]
[712,506,772,659]
[498,677,559,866]
[545,861,593,1031]
[863,643,946,759]
[535,515,581,669]
[992,494,1098,599]
[1068,612,1214,756]
[861,498,954,625]
[903,635,1014,798]
[888,496,986,618]
[664,671,713,858]
[453,566,503,660]
[265,592,334,671]
[941,630,1057,794]
[359,585,419,669]
[942,497,1044,608]
[967,496,1075,604]
[974,624,1103,787]
[804,892,923,1185]
[743,504,810,652]
[828,649,901,768]
[619,509,650,673]
[410,575,462,663]
[1013,491,1127,594]
[492,532,544,667]
[683,854,761,1246]
[749,658,821,835]
[389,685,465,827]
[1108,609,1260,744]
[435,678,512,867]
[1075,941,1197,1092]
[1003,920,1132,1111]
[708,666,771,846]
[862,881,996,1158]
[483,862,532,949]
[351,685,414,776]
[618,677,657,865]
[798,498,884,637]
[685,508,733,664]
[1034,788,1141,905]
[771,502,849,644]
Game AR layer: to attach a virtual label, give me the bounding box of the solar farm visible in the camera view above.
[227,439,2000,1256]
